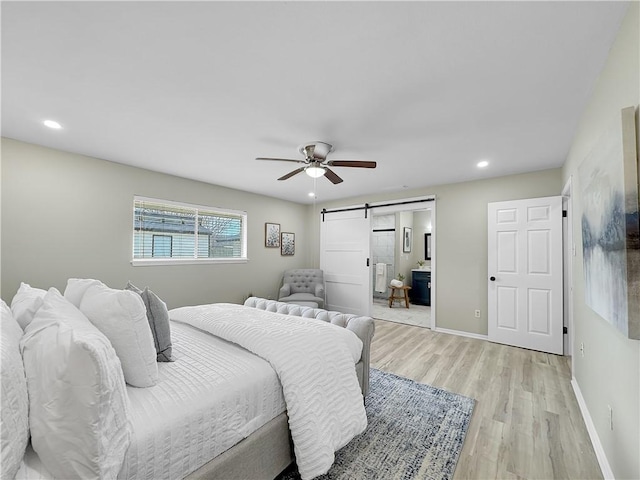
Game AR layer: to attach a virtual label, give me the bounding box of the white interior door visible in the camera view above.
[488,196,563,354]
[320,209,371,316]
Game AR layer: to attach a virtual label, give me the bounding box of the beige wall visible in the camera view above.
[1,138,310,308]
[308,167,562,335]
[561,3,639,478]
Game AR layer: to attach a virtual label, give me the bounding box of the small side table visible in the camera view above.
[388,286,411,308]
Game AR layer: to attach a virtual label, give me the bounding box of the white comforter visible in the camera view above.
[16,321,287,480]
[169,303,367,480]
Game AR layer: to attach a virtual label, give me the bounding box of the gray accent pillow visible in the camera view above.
[126,282,173,362]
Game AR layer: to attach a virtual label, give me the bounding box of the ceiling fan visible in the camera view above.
[256,141,377,184]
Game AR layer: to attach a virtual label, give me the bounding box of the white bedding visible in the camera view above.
[16,321,286,480]
[169,303,367,480]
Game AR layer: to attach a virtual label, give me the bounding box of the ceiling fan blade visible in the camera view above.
[256,157,305,164]
[326,160,377,168]
[324,168,344,184]
[278,167,306,181]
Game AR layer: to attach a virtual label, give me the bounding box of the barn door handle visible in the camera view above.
[490,276,496,281]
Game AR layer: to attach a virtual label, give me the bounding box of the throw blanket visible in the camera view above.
[169,303,367,480]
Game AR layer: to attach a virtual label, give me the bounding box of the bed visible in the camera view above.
[3,283,375,480]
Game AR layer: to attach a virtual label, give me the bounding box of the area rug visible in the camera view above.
[278,368,475,480]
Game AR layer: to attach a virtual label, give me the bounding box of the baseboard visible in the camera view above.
[433,327,488,341]
[571,377,614,479]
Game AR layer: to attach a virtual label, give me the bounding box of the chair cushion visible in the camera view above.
[278,293,324,305]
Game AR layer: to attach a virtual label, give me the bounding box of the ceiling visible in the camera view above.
[1,1,629,204]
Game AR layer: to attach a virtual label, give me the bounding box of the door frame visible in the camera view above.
[370,196,437,329]
[562,177,574,364]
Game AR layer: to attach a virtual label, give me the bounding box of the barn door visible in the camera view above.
[320,209,371,316]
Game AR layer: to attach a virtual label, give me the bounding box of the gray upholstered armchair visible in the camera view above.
[278,269,325,309]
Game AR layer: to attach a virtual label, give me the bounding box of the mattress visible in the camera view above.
[16,321,286,480]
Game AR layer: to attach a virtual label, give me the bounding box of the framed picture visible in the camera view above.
[403,227,412,253]
[425,233,432,260]
[281,232,295,256]
[265,222,280,248]
[578,106,639,339]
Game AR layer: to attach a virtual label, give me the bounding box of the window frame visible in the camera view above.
[131,195,248,266]
[151,234,173,258]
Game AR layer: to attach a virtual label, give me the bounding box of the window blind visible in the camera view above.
[133,197,246,262]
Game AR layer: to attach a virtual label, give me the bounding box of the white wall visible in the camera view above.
[561,3,639,478]
[1,138,310,308]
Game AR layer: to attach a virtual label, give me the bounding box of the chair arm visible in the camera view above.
[278,284,291,299]
[314,283,325,299]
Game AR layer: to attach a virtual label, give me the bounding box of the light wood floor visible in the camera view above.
[369,320,603,480]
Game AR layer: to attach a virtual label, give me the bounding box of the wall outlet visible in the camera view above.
[608,405,613,430]
[580,342,585,357]
[474,310,481,318]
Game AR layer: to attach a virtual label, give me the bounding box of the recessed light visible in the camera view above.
[43,120,62,129]
[477,160,489,168]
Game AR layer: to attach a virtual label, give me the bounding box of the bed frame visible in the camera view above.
[186,298,375,479]
[186,413,292,480]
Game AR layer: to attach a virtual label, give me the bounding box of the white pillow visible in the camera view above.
[80,283,158,387]
[10,282,46,330]
[0,300,29,479]
[20,288,132,479]
[64,278,105,307]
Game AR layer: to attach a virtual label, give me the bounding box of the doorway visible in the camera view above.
[319,195,436,326]
[371,207,433,328]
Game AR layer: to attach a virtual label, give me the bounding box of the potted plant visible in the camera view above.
[417,260,426,269]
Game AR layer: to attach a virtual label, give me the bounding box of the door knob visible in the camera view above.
[490,276,496,281]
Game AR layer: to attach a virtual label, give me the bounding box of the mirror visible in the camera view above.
[425,233,432,260]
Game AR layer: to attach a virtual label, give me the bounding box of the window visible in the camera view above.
[132,196,247,265]
[152,235,172,258]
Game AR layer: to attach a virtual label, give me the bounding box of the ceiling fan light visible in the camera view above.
[305,166,326,178]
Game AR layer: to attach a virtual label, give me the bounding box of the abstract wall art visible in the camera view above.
[281,232,295,256]
[579,106,639,339]
[265,222,280,248]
